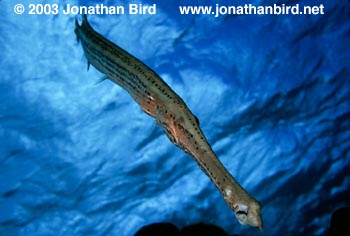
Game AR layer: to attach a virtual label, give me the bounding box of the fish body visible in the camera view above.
[75,15,262,230]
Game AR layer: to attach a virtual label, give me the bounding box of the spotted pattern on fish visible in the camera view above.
[75,15,262,230]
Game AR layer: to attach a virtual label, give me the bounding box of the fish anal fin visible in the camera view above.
[94,76,109,85]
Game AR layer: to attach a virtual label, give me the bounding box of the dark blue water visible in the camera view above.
[1,0,349,235]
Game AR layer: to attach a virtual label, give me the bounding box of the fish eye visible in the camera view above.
[236,210,248,224]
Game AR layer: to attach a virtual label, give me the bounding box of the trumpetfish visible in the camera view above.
[75,15,262,230]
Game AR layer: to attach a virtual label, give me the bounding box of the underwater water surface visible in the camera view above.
[0,0,349,235]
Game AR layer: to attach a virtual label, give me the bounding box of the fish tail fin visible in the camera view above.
[81,14,92,29]
[82,14,88,24]
[74,18,81,43]
[74,14,89,43]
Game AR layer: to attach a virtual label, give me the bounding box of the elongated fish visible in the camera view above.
[75,15,262,230]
